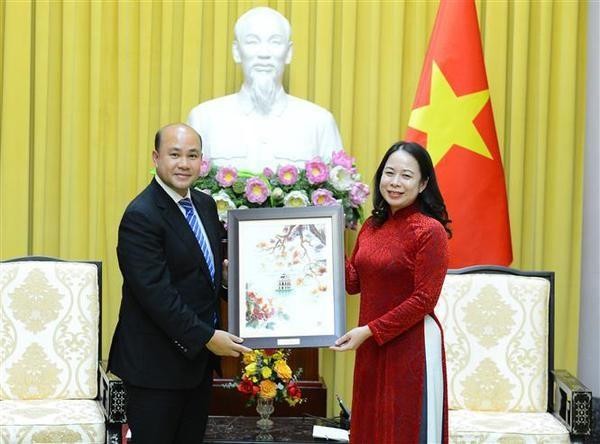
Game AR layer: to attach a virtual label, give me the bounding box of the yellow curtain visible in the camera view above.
[0,0,587,415]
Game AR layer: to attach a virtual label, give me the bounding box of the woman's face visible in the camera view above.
[379,150,428,214]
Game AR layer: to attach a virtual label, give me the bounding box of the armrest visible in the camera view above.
[98,360,127,424]
[551,369,592,436]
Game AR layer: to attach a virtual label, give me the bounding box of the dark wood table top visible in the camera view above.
[204,415,345,443]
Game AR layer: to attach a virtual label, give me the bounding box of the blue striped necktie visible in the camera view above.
[179,198,215,282]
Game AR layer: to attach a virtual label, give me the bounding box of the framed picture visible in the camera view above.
[227,206,346,349]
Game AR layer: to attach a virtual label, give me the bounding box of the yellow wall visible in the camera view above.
[0,0,587,415]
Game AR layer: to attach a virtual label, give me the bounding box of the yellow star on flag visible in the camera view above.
[408,61,492,165]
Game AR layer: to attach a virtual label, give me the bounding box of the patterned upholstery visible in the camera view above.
[449,410,570,443]
[0,400,105,444]
[435,271,569,442]
[436,273,549,412]
[0,260,104,443]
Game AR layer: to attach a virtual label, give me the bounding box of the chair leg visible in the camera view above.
[106,423,123,444]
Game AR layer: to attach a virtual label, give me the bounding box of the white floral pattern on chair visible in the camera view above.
[449,410,569,443]
[436,272,570,443]
[0,399,105,444]
[0,260,104,444]
[435,274,549,412]
[0,262,99,400]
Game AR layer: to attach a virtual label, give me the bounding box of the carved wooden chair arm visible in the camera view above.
[99,360,127,444]
[552,369,592,437]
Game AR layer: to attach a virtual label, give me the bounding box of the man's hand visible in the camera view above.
[329,325,373,352]
[206,330,251,357]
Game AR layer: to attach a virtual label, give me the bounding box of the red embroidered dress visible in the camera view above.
[346,203,449,443]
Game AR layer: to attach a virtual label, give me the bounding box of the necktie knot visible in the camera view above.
[179,197,193,211]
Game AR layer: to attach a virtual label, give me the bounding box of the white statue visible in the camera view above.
[187,6,343,173]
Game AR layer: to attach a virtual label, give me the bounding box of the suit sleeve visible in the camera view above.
[368,223,448,346]
[117,207,214,359]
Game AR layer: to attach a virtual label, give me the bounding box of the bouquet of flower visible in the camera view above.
[230,348,304,406]
[193,150,370,229]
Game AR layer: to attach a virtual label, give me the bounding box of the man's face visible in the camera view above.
[152,126,202,197]
[233,12,292,86]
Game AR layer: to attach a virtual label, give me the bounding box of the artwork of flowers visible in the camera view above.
[231,348,304,406]
[193,150,369,229]
[245,288,289,329]
[237,218,335,338]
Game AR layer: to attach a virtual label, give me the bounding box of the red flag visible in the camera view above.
[406,0,512,268]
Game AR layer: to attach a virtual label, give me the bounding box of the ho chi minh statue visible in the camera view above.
[187,6,343,173]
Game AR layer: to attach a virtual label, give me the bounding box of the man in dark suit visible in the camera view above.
[108,123,251,443]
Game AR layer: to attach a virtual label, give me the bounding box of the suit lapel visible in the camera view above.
[150,180,215,286]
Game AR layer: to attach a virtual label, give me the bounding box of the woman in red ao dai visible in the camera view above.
[331,141,451,443]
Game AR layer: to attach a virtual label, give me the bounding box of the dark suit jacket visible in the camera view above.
[108,179,225,389]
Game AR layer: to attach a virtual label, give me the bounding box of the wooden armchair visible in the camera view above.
[0,257,126,444]
[435,265,592,442]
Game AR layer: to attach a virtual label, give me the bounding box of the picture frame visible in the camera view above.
[227,206,346,349]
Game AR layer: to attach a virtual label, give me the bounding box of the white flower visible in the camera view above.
[283,190,310,207]
[329,165,354,191]
[272,187,284,200]
[212,190,236,221]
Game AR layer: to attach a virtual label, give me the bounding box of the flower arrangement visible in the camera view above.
[193,150,370,229]
[231,348,304,406]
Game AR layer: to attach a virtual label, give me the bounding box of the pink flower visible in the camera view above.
[216,166,238,187]
[331,150,355,170]
[311,189,337,206]
[263,167,274,178]
[199,159,211,177]
[305,158,329,184]
[349,182,370,207]
[245,177,270,204]
[277,165,299,185]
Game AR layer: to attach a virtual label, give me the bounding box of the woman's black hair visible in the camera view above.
[371,141,452,237]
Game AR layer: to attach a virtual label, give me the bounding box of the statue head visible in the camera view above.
[233,7,293,114]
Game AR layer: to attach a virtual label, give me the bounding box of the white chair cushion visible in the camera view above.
[0,261,99,400]
[449,410,570,443]
[435,274,550,412]
[0,399,105,443]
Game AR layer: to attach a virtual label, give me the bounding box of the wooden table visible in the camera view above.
[204,415,344,443]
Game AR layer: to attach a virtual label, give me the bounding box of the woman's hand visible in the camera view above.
[329,325,373,351]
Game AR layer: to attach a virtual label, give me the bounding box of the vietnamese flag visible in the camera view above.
[406,0,512,268]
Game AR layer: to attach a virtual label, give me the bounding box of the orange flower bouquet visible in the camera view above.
[232,348,304,406]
